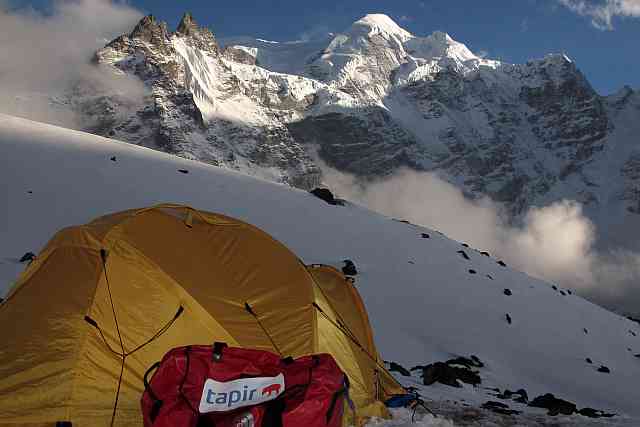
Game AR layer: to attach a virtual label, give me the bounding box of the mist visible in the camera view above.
[322,165,640,314]
[0,0,147,129]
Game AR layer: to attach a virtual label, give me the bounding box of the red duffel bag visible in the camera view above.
[141,343,351,427]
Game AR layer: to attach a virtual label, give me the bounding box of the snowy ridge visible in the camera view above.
[2,114,640,426]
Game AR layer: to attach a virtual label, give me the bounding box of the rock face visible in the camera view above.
[69,13,640,246]
[84,14,321,189]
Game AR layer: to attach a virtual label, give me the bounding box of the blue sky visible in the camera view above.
[9,0,640,94]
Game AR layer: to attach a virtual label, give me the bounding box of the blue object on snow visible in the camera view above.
[385,394,418,408]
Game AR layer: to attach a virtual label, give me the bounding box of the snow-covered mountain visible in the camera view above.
[69,13,640,250]
[2,113,640,426]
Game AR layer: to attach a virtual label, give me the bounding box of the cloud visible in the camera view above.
[521,18,530,32]
[0,0,146,129]
[296,24,332,42]
[556,0,640,30]
[399,15,413,22]
[320,164,640,315]
[476,49,490,59]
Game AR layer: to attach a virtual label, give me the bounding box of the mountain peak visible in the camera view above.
[175,12,219,53]
[176,12,198,36]
[129,14,169,44]
[403,30,478,64]
[352,14,413,41]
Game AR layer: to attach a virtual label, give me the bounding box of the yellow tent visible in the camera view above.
[0,204,403,426]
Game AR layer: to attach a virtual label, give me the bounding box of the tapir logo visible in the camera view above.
[199,373,285,413]
[261,383,281,396]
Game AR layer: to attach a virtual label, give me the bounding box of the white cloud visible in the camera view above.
[320,164,640,314]
[0,0,146,129]
[296,24,331,42]
[399,15,413,22]
[521,18,530,32]
[556,0,640,30]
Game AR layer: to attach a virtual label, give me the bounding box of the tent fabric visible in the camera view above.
[0,204,403,426]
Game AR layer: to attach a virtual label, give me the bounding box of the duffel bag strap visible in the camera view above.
[326,376,355,425]
[143,361,163,422]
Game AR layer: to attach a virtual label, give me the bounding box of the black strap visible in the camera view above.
[143,362,162,399]
[179,346,198,415]
[326,387,345,424]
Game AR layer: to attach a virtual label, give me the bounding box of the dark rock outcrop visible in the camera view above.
[341,259,357,276]
[310,188,344,206]
[495,388,528,404]
[528,393,576,416]
[19,252,36,263]
[414,355,483,388]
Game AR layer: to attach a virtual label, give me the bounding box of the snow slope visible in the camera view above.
[2,114,640,425]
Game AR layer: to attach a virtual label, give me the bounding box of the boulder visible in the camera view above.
[497,260,507,267]
[503,289,512,296]
[421,362,481,388]
[342,259,357,276]
[506,313,512,324]
[480,251,490,257]
[414,355,483,388]
[19,252,36,263]
[178,169,189,174]
[310,188,344,206]
[457,250,470,260]
[421,233,430,239]
[597,365,610,373]
[529,393,576,416]
[496,388,528,404]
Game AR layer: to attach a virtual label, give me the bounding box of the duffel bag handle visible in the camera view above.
[143,361,163,422]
